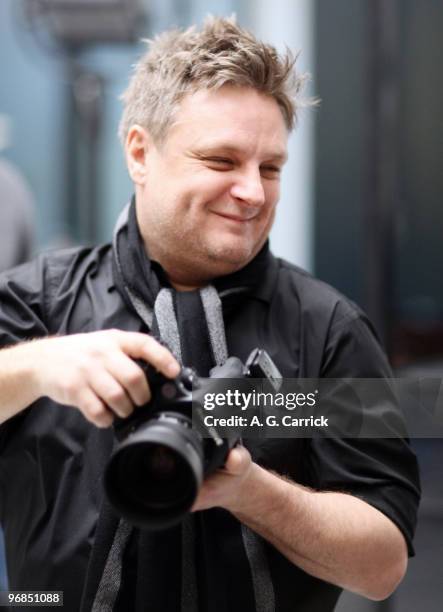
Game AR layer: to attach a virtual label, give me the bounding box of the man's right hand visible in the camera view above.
[0,330,180,428]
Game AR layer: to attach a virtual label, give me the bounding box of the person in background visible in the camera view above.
[0,114,35,272]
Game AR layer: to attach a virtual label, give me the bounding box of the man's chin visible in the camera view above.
[205,241,257,271]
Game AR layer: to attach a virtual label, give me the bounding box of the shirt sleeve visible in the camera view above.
[0,257,50,447]
[304,307,421,556]
[0,256,49,347]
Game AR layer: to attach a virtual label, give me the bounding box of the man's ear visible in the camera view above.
[125,125,151,185]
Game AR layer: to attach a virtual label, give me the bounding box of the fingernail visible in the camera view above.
[167,362,180,376]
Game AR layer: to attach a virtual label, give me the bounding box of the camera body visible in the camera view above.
[104,349,281,530]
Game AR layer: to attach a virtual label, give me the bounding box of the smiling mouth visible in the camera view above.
[212,211,255,223]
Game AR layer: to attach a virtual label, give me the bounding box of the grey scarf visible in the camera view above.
[82,201,275,612]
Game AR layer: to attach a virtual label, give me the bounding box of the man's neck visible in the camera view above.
[169,280,204,292]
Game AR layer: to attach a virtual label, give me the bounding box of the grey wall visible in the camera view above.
[314,0,367,306]
[314,0,443,321]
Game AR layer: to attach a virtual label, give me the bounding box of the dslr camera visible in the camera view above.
[104,348,281,530]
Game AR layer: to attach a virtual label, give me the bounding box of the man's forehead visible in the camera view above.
[168,87,288,159]
[174,86,286,123]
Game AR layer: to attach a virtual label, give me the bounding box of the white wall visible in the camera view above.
[248,0,316,272]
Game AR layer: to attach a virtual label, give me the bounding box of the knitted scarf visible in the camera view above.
[80,199,275,612]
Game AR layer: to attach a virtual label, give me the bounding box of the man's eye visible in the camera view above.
[205,158,234,169]
[261,166,281,178]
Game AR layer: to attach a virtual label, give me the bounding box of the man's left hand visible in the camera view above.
[191,445,253,512]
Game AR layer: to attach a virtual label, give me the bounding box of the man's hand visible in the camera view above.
[0,330,180,427]
[192,447,408,601]
[191,445,253,512]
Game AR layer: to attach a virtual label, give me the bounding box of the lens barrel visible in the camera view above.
[105,413,204,530]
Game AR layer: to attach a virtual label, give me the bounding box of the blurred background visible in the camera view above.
[0,0,442,609]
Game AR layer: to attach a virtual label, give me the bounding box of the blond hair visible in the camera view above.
[119,16,309,145]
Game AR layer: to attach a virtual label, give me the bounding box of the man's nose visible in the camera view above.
[230,168,265,208]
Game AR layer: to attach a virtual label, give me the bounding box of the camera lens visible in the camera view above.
[120,444,192,509]
[144,445,178,480]
[105,415,203,530]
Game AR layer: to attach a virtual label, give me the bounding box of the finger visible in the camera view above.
[89,370,134,419]
[116,332,180,378]
[78,386,114,428]
[224,446,251,475]
[105,354,151,406]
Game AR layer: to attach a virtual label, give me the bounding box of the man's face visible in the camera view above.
[127,85,288,286]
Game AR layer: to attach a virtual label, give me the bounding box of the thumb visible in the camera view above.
[225,446,251,475]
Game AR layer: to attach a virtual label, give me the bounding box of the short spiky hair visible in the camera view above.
[119,16,308,145]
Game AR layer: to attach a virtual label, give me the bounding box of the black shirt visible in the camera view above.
[0,245,420,611]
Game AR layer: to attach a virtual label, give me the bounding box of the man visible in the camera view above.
[0,17,420,612]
